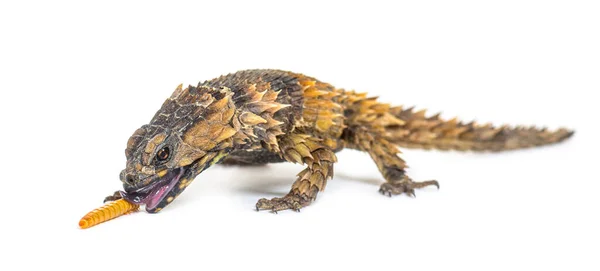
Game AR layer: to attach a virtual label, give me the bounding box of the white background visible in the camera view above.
[1,1,598,270]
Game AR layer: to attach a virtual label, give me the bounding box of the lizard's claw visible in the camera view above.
[255,194,308,213]
[379,176,439,197]
[103,191,123,203]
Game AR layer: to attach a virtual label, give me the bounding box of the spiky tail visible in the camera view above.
[384,106,574,152]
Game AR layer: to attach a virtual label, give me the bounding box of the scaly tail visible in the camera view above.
[385,106,574,152]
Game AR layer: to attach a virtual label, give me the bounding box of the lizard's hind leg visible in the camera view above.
[255,133,337,213]
[345,127,439,197]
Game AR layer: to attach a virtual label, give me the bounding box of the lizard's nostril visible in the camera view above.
[126,175,135,185]
[119,170,135,185]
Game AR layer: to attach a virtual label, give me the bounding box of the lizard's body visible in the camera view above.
[109,69,573,213]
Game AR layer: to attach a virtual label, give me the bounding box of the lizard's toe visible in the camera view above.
[379,176,439,197]
[255,197,276,211]
[255,194,308,213]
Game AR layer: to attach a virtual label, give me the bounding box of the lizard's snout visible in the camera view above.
[120,169,136,186]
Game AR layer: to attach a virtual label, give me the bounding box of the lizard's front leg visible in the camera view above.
[256,133,337,213]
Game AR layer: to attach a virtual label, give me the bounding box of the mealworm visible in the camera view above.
[79,198,139,229]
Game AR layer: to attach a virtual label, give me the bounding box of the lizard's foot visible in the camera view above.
[255,194,311,213]
[379,176,439,197]
[103,191,123,203]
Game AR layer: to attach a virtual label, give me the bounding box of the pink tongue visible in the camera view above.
[146,185,170,210]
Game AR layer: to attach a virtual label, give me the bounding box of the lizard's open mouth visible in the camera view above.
[122,167,187,211]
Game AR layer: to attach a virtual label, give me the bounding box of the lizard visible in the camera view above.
[103,69,574,213]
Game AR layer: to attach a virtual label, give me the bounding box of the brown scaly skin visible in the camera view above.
[105,69,574,213]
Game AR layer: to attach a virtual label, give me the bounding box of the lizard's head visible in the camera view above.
[119,127,228,213]
[119,85,238,213]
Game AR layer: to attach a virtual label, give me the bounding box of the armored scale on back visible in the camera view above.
[104,69,573,213]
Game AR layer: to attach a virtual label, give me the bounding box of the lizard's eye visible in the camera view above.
[156,146,170,162]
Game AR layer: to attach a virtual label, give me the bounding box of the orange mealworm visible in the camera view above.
[79,198,139,229]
